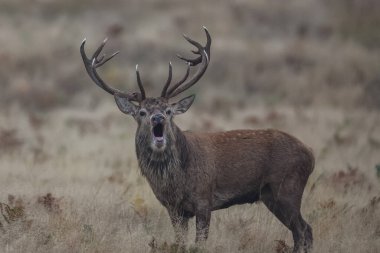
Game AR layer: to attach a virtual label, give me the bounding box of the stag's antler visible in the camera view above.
[80,38,146,102]
[161,27,211,99]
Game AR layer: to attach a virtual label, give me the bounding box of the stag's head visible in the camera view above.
[80,27,211,151]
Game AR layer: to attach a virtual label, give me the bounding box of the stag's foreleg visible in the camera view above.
[168,209,189,245]
[195,200,211,243]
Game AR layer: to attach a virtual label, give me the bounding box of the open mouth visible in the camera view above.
[153,123,165,143]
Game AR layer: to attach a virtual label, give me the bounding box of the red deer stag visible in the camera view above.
[80,27,314,253]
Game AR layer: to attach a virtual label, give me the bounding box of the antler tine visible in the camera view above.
[93,51,119,68]
[80,38,143,102]
[166,62,190,96]
[135,65,146,100]
[91,37,108,60]
[166,27,211,98]
[161,62,172,97]
[176,27,211,66]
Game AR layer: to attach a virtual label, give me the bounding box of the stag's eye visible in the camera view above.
[165,109,172,116]
[139,110,147,117]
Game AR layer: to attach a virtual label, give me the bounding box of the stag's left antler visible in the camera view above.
[80,38,146,102]
[161,27,211,99]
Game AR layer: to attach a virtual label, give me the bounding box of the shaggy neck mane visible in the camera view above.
[135,124,189,179]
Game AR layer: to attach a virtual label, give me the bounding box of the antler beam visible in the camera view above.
[80,38,145,102]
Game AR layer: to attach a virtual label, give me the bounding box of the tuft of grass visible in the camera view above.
[274,240,292,253]
[37,193,62,214]
[149,237,207,253]
[0,202,24,226]
[0,195,29,234]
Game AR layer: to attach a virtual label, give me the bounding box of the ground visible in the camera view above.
[0,0,379,252]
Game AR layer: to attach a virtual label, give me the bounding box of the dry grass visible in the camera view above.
[0,0,380,252]
[0,103,379,253]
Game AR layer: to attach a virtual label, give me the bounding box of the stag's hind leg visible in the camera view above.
[260,181,312,253]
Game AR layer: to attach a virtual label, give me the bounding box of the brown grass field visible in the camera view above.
[0,0,379,252]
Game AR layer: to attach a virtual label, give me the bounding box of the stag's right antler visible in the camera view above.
[80,38,146,102]
[161,27,211,99]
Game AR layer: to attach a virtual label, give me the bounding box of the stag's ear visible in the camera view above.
[172,95,195,115]
[114,94,138,115]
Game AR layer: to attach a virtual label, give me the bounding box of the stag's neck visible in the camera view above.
[135,124,189,181]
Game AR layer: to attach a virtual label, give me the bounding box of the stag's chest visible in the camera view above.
[138,156,187,208]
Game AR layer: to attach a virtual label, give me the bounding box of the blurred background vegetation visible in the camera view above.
[0,0,380,113]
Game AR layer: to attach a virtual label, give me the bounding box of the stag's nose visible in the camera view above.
[151,113,165,125]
